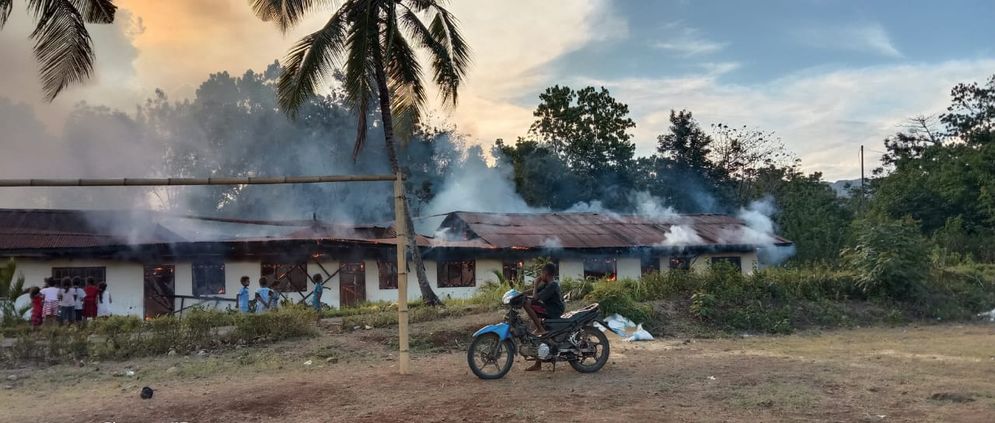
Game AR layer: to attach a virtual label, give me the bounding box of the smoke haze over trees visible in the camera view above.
[0,62,992,265]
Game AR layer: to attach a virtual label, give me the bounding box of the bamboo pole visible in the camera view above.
[393,172,410,375]
[0,175,396,187]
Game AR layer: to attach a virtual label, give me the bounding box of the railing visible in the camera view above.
[171,295,238,316]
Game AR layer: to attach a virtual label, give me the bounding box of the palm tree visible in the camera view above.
[0,0,117,100]
[0,259,28,326]
[252,0,470,305]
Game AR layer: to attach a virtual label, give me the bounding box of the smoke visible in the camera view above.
[540,237,563,249]
[728,198,796,265]
[423,145,540,216]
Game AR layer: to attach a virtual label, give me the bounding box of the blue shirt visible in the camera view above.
[311,282,324,310]
[257,287,273,308]
[238,286,250,313]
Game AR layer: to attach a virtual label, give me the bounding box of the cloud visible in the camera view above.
[796,22,902,58]
[581,59,995,180]
[651,22,726,57]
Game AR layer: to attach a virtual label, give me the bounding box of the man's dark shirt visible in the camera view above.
[535,280,565,319]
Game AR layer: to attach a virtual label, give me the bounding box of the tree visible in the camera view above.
[493,138,579,210]
[649,110,726,212]
[521,85,636,208]
[941,74,994,145]
[709,123,798,205]
[657,110,715,172]
[0,0,117,100]
[0,259,28,327]
[252,0,471,305]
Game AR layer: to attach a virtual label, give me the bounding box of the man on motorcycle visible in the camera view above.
[523,263,565,371]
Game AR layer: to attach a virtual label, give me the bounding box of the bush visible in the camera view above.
[1,307,317,365]
[584,279,651,323]
[842,216,931,301]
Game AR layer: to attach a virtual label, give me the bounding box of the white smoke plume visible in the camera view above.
[727,197,796,265]
[657,225,704,246]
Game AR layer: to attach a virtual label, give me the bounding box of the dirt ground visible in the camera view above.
[1,312,993,423]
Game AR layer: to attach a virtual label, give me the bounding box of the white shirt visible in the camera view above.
[59,288,76,307]
[40,286,60,302]
[74,287,86,309]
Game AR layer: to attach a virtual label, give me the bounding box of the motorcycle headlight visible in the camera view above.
[501,289,521,305]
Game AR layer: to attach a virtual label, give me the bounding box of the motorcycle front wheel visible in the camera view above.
[569,326,611,373]
[467,333,515,380]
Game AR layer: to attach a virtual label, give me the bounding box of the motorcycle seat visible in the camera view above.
[543,303,600,328]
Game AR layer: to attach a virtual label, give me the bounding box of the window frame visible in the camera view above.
[640,256,661,276]
[51,266,106,283]
[710,256,743,272]
[261,261,309,292]
[192,261,226,296]
[669,257,691,271]
[501,260,524,283]
[377,259,398,290]
[583,257,618,280]
[437,260,476,288]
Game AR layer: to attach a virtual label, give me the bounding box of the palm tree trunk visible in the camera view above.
[373,56,443,306]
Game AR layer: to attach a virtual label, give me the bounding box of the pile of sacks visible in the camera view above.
[595,313,653,342]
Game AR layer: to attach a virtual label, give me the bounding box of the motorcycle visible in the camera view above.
[467,289,611,379]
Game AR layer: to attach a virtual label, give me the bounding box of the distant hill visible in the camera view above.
[830,179,862,198]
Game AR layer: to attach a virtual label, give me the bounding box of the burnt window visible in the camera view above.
[502,260,524,283]
[640,256,660,276]
[261,261,308,292]
[52,267,106,283]
[583,258,617,280]
[437,260,475,288]
[710,256,742,272]
[377,260,398,289]
[669,257,691,271]
[192,261,225,296]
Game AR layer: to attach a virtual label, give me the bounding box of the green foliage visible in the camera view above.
[583,279,651,323]
[2,307,317,364]
[842,216,931,301]
[0,259,28,327]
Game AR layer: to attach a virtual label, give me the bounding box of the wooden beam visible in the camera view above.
[0,175,396,187]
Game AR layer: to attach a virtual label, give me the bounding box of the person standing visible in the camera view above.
[72,277,85,322]
[310,273,325,312]
[96,282,112,317]
[28,286,43,328]
[82,277,99,320]
[255,277,274,313]
[236,276,251,313]
[39,278,60,325]
[58,278,75,325]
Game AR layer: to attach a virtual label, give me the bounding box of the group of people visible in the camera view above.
[236,276,283,313]
[27,277,112,326]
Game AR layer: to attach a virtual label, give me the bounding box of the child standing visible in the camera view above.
[72,277,85,322]
[28,286,43,328]
[82,277,99,320]
[237,276,251,313]
[39,278,60,324]
[255,277,274,313]
[58,278,75,325]
[311,273,325,312]
[96,282,112,317]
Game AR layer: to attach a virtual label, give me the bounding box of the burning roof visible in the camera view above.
[437,211,793,250]
[0,208,792,254]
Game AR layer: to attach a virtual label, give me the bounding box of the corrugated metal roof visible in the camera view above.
[0,209,185,250]
[440,211,792,249]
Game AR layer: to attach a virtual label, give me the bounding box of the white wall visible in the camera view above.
[10,259,144,317]
[692,252,757,275]
[617,258,641,280]
[559,259,583,280]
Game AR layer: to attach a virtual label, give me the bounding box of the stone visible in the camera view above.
[6,375,17,381]
[167,349,177,356]
[166,367,178,374]
[197,350,207,357]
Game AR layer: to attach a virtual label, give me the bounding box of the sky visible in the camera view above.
[0,0,993,181]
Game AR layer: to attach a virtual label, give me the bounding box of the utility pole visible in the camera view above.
[860,145,865,203]
[393,173,411,375]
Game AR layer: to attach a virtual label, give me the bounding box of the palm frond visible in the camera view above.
[29,0,95,101]
[343,2,377,157]
[71,0,116,24]
[0,0,13,28]
[398,9,458,106]
[251,0,328,32]
[277,6,349,116]
[429,5,470,104]
[386,15,425,141]
[352,99,369,159]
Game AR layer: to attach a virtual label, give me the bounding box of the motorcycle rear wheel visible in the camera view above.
[467,333,515,380]
[569,326,610,373]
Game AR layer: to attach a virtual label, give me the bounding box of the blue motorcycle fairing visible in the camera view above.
[473,322,511,341]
